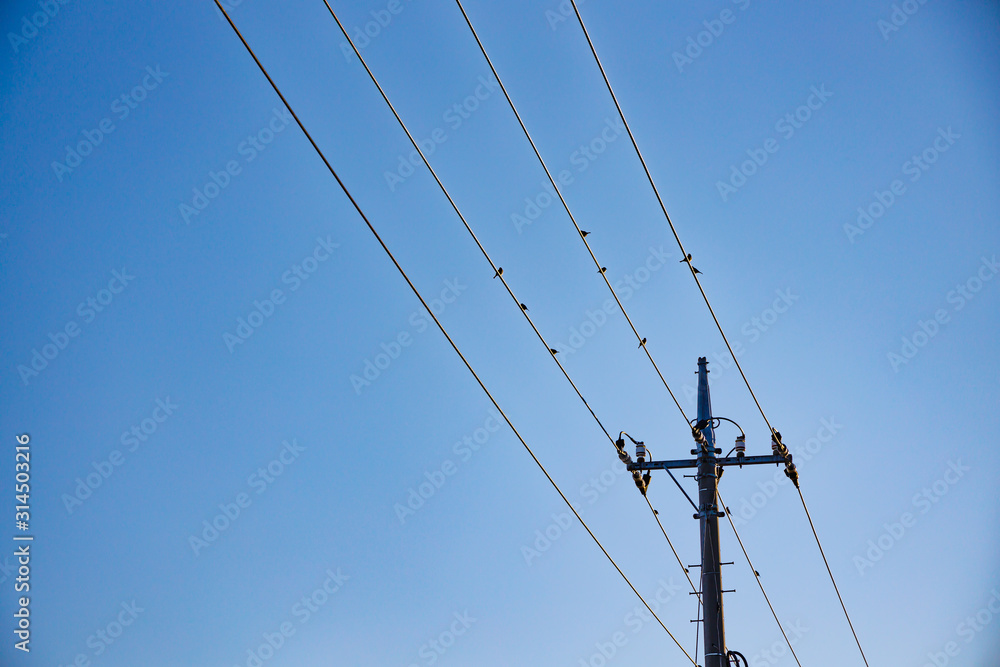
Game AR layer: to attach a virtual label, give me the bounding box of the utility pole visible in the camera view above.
[695,356,725,665]
[626,357,798,667]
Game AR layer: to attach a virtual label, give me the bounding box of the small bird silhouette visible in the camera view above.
[598,266,607,274]
[493,267,503,279]
[549,348,559,355]
[580,230,590,238]
[520,303,528,311]
[680,254,702,274]
[638,337,647,348]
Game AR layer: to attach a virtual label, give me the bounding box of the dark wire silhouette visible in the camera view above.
[213,2,697,662]
[565,2,870,662]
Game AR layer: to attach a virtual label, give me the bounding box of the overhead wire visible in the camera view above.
[321,0,702,619]
[797,486,870,667]
[563,0,774,442]
[452,0,690,428]
[445,9,713,619]
[212,1,697,663]
[717,487,803,667]
[320,0,613,444]
[645,495,698,596]
[564,3,870,663]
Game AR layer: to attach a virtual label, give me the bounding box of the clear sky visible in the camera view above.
[1,1,998,665]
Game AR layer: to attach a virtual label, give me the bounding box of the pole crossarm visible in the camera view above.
[628,454,786,471]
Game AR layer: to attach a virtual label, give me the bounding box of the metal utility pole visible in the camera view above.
[695,357,725,665]
[627,357,798,667]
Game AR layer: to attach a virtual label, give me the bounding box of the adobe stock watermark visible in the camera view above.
[350,277,467,394]
[16,268,135,386]
[232,566,348,667]
[394,410,503,524]
[384,75,498,192]
[716,85,833,202]
[405,611,476,667]
[844,127,959,243]
[919,589,1000,667]
[550,246,672,356]
[188,439,305,556]
[576,579,684,666]
[51,66,169,182]
[746,619,808,667]
[887,254,996,373]
[62,397,179,514]
[214,0,247,21]
[672,0,752,73]
[179,107,293,224]
[853,459,969,576]
[223,236,340,353]
[511,117,626,234]
[7,0,74,54]
[337,0,414,62]
[544,0,588,30]
[728,416,842,528]
[682,288,799,404]
[521,458,628,565]
[877,0,933,42]
[58,600,145,665]
[0,556,14,586]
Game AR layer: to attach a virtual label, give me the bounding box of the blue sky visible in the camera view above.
[1,0,998,665]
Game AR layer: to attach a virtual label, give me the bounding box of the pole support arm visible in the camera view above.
[628,454,786,471]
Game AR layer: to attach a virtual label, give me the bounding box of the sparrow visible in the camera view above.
[638,337,646,348]
[519,303,528,311]
[680,254,702,274]
[580,230,590,238]
[549,348,559,355]
[493,267,503,279]
[598,266,607,274]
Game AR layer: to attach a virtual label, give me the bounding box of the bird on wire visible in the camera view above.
[598,266,607,274]
[494,267,503,279]
[549,348,559,355]
[680,253,703,274]
[580,230,590,238]
[520,303,528,311]
[638,337,647,348]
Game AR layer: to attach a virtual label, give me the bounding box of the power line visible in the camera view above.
[452,0,690,428]
[449,8,816,657]
[645,494,699,597]
[320,0,614,444]
[213,2,696,663]
[564,3,870,662]
[321,0,703,619]
[717,487,803,667]
[797,486,870,667]
[563,0,772,440]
